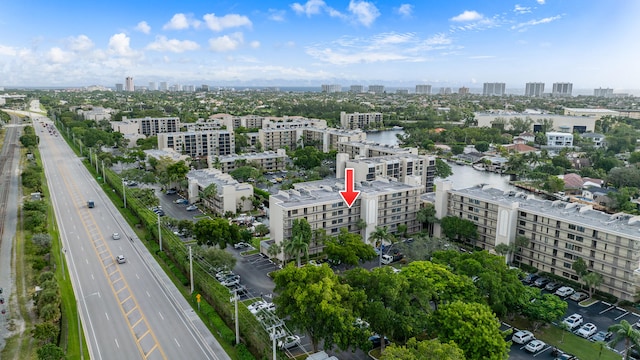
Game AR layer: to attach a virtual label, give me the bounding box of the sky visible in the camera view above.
[1,0,639,91]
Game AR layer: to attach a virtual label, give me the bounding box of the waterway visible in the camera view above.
[365,129,516,191]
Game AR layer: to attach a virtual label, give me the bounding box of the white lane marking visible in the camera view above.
[91,274,94,280]
[105,313,109,320]
[159,312,164,320]
[174,338,181,347]
[136,274,140,279]
[115,338,119,348]
[146,291,150,297]
[85,259,89,264]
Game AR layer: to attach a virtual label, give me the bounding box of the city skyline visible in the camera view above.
[0,1,639,90]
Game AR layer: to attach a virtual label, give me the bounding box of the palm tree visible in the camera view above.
[514,235,530,268]
[267,242,282,265]
[609,320,640,360]
[369,226,394,267]
[283,234,309,267]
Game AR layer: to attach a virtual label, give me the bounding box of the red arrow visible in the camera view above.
[339,168,360,208]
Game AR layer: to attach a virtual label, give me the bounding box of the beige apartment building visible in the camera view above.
[269,178,424,261]
[157,130,234,159]
[186,169,253,215]
[432,181,640,301]
[337,141,418,159]
[210,149,288,173]
[340,112,383,130]
[122,116,181,137]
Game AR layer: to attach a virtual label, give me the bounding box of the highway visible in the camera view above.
[35,116,230,360]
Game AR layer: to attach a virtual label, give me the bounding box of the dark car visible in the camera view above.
[545,281,561,291]
[534,277,550,287]
[522,273,540,284]
[165,189,177,195]
[590,330,613,342]
[369,335,390,348]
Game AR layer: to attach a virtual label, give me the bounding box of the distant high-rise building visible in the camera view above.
[350,85,363,93]
[115,83,123,92]
[458,86,469,95]
[183,85,195,92]
[368,85,385,94]
[201,84,209,92]
[439,87,452,95]
[525,82,545,97]
[149,82,157,91]
[396,89,409,95]
[415,85,432,94]
[483,82,505,96]
[125,76,134,92]
[321,84,342,93]
[159,82,168,91]
[594,87,614,98]
[552,82,573,97]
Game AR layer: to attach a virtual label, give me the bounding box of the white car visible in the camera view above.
[512,330,534,344]
[555,286,575,297]
[233,242,250,249]
[247,300,266,313]
[186,205,198,211]
[577,323,597,338]
[112,232,121,240]
[562,313,584,330]
[116,255,126,264]
[524,339,546,353]
[250,302,275,315]
[278,335,301,349]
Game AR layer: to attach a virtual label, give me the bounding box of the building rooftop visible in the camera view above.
[187,168,252,194]
[451,185,640,239]
[217,151,286,162]
[564,108,620,114]
[347,153,430,164]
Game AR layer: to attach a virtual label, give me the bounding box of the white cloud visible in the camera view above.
[136,21,151,34]
[514,5,531,14]
[371,32,415,46]
[0,45,17,56]
[450,10,483,22]
[164,13,190,30]
[67,35,94,52]
[424,33,452,45]
[469,55,495,59]
[209,32,244,52]
[203,13,252,32]
[511,15,562,31]
[268,9,286,21]
[47,47,73,63]
[291,0,326,16]
[537,0,545,4]
[348,0,380,27]
[146,36,200,53]
[250,41,260,49]
[397,4,413,17]
[108,33,136,57]
[306,47,411,65]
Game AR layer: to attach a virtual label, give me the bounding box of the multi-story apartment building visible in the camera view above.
[594,88,614,98]
[112,116,180,137]
[210,149,288,173]
[321,84,342,93]
[483,83,506,96]
[368,85,385,94]
[149,82,157,91]
[258,118,326,151]
[439,87,452,95]
[552,82,573,97]
[580,133,606,148]
[415,85,432,94]
[186,169,253,215]
[125,76,134,92]
[115,83,123,92]
[303,128,366,152]
[340,111,383,130]
[432,181,640,301]
[458,87,470,95]
[337,153,436,193]
[525,82,545,97]
[546,132,574,148]
[269,178,424,260]
[157,130,234,158]
[350,85,364,93]
[159,82,168,91]
[337,141,418,159]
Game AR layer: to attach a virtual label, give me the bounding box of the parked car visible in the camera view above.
[522,273,540,284]
[215,270,234,281]
[165,189,177,195]
[278,335,301,350]
[116,255,126,264]
[368,335,390,348]
[562,314,584,330]
[590,330,613,342]
[545,281,561,291]
[570,292,589,302]
[512,330,534,344]
[577,323,598,338]
[250,301,275,315]
[555,286,575,297]
[534,277,550,287]
[186,205,198,211]
[220,275,240,287]
[233,242,251,249]
[247,300,267,313]
[308,260,321,267]
[524,339,546,353]
[174,198,189,204]
[112,232,121,240]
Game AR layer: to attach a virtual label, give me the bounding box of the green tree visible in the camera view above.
[229,166,260,182]
[609,320,640,360]
[434,158,452,179]
[283,234,309,267]
[583,271,604,297]
[440,217,477,243]
[202,183,218,199]
[39,303,61,323]
[369,226,395,266]
[522,292,568,331]
[292,218,312,244]
[324,228,376,267]
[32,322,59,345]
[542,175,565,193]
[292,146,323,169]
[273,264,367,352]
[197,246,237,270]
[37,343,65,360]
[380,338,465,360]
[429,301,509,360]
[193,218,241,248]
[572,257,588,277]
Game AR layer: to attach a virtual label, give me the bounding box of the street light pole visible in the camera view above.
[122,180,127,208]
[234,290,239,345]
[189,246,194,294]
[158,212,162,252]
[101,160,105,183]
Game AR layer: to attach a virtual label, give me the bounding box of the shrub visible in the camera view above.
[236,343,256,360]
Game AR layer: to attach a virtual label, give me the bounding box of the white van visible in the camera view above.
[306,351,329,360]
[381,254,393,265]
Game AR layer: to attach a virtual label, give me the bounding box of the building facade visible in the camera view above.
[552,82,573,97]
[546,132,574,148]
[594,88,614,98]
[157,130,235,158]
[115,83,123,92]
[368,85,385,94]
[337,141,418,159]
[125,76,134,92]
[321,84,342,93]
[350,85,364,93]
[458,87,470,95]
[483,83,506,96]
[415,85,432,94]
[525,82,545,97]
[340,111,383,130]
[433,181,640,301]
[187,169,253,215]
[210,149,288,173]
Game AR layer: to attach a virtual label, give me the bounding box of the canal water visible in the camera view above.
[365,129,515,191]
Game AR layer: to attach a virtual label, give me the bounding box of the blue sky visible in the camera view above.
[1,0,639,90]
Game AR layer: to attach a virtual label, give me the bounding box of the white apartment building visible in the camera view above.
[580,133,606,148]
[474,113,597,134]
[552,82,573,97]
[483,83,506,96]
[525,82,545,97]
[269,178,424,261]
[111,116,181,137]
[350,85,364,93]
[125,76,134,92]
[432,181,640,301]
[321,84,342,93]
[337,141,418,159]
[415,85,432,94]
[157,130,234,158]
[340,111,383,130]
[594,88,614,98]
[337,153,436,193]
[546,132,574,148]
[144,148,191,164]
[187,169,253,215]
[368,85,385,94]
[210,149,288,173]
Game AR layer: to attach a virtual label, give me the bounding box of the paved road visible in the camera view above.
[35,117,230,360]
[0,112,23,350]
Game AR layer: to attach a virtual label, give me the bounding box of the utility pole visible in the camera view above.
[189,246,194,294]
[101,160,105,183]
[158,212,162,252]
[123,180,127,208]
